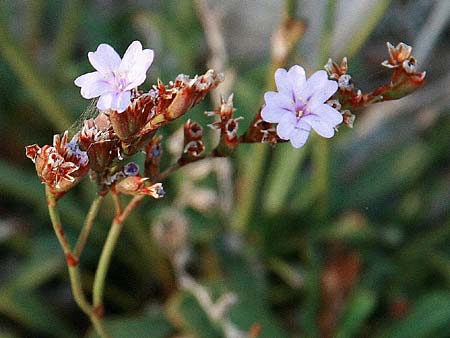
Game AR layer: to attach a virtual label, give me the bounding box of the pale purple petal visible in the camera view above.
[264,91,294,111]
[311,79,338,104]
[303,70,335,102]
[287,65,307,97]
[75,72,112,99]
[124,50,154,89]
[88,44,121,74]
[306,70,329,90]
[261,104,288,123]
[111,91,131,112]
[97,92,114,110]
[74,71,101,87]
[120,41,154,73]
[302,114,335,138]
[310,102,343,125]
[124,71,147,90]
[276,113,297,139]
[290,124,311,148]
[75,74,112,99]
[274,68,290,95]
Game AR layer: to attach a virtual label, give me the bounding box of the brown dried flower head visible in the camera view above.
[78,115,120,173]
[325,57,348,80]
[207,94,243,152]
[148,69,223,129]
[382,42,413,69]
[25,131,89,196]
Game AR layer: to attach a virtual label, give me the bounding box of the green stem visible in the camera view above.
[93,195,144,307]
[68,266,112,338]
[285,0,298,17]
[46,187,72,255]
[45,187,112,338]
[74,195,104,258]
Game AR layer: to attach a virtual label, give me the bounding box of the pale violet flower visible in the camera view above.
[261,65,343,148]
[74,41,154,112]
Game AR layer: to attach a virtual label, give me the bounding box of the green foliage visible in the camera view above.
[0,1,449,338]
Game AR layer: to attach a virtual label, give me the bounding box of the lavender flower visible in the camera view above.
[74,41,154,112]
[261,65,343,148]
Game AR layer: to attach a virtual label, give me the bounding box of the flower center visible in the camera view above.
[295,96,310,119]
[113,70,128,90]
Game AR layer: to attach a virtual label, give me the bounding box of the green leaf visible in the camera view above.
[375,291,450,338]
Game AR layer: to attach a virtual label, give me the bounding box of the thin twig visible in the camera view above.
[92,195,144,308]
[74,195,104,258]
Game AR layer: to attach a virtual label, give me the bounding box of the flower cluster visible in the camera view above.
[26,41,426,199]
[27,41,222,197]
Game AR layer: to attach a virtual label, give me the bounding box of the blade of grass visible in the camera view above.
[0,16,71,130]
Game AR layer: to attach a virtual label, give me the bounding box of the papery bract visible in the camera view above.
[261,65,343,148]
[74,41,154,112]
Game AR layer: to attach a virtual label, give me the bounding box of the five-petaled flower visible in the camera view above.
[74,41,154,113]
[261,65,343,148]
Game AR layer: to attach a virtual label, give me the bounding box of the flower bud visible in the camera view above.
[342,110,356,128]
[179,120,204,163]
[114,176,165,198]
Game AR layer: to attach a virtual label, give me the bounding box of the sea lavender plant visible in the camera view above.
[26,40,425,338]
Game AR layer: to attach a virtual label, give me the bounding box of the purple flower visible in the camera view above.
[74,41,154,113]
[261,65,343,148]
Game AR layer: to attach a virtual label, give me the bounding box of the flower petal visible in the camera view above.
[121,41,154,89]
[97,92,114,111]
[304,70,337,103]
[261,104,288,123]
[74,72,112,99]
[287,65,307,97]
[276,113,297,140]
[310,102,343,125]
[120,41,154,74]
[290,123,311,148]
[111,91,131,112]
[264,91,294,111]
[302,114,335,138]
[274,68,290,95]
[88,44,121,74]
[74,71,101,87]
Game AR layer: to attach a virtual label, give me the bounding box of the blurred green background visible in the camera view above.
[1,1,449,337]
